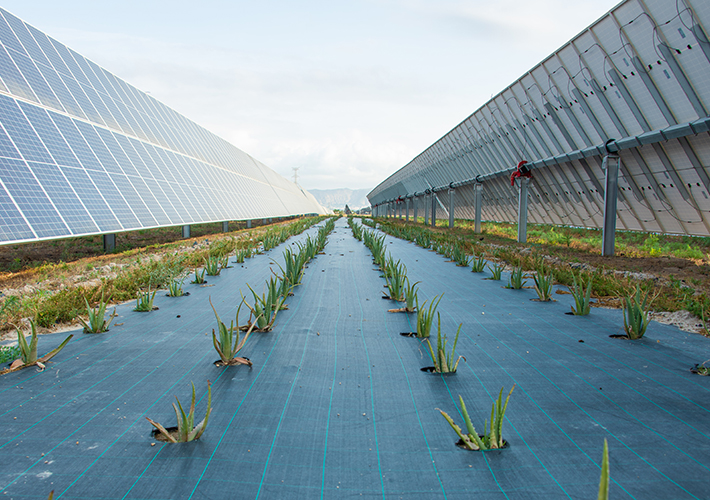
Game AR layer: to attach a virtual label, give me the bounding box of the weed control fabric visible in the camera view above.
[0,218,709,499]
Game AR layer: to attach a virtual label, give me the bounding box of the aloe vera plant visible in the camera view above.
[598,439,609,500]
[241,283,284,332]
[146,381,212,443]
[506,266,526,289]
[486,262,504,280]
[1,319,73,374]
[438,385,515,451]
[79,292,115,333]
[470,254,486,273]
[424,316,464,373]
[167,279,185,297]
[233,249,250,264]
[134,286,157,312]
[384,259,407,301]
[218,254,232,269]
[533,264,553,301]
[416,294,443,338]
[569,272,592,315]
[623,285,652,339]
[203,255,221,276]
[191,268,207,284]
[210,297,256,366]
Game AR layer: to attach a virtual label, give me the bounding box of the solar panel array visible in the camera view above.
[368,0,710,237]
[0,8,325,245]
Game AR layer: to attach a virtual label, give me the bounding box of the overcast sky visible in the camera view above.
[2,0,620,192]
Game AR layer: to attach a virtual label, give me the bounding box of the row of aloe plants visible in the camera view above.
[350,217,612,494]
[146,217,338,443]
[369,218,656,340]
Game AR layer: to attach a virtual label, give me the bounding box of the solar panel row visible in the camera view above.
[0,8,325,245]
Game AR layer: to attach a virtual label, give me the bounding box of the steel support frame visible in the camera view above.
[517,178,529,243]
[602,154,620,256]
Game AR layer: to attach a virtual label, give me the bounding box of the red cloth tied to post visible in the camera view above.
[510,160,532,186]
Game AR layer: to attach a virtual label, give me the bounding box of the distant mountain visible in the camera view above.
[307,188,371,210]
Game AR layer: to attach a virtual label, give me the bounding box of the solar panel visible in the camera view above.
[0,8,325,245]
[368,0,710,239]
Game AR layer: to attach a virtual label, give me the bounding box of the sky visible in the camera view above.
[2,0,621,192]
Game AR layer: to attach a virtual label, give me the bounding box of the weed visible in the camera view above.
[424,315,464,373]
[623,286,652,339]
[79,292,115,333]
[0,345,20,364]
[569,272,592,315]
[146,381,212,443]
[438,386,515,451]
[134,287,157,312]
[691,359,710,375]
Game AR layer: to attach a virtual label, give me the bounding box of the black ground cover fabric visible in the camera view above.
[0,218,709,499]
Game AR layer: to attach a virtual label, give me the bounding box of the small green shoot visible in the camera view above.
[204,256,221,276]
[569,272,592,315]
[506,266,526,289]
[79,292,115,333]
[486,262,504,280]
[134,286,157,312]
[623,285,652,339]
[146,381,212,443]
[416,294,443,338]
[167,279,185,297]
[438,385,515,451]
[191,268,207,284]
[470,254,486,273]
[598,439,609,500]
[424,315,465,373]
[533,265,553,301]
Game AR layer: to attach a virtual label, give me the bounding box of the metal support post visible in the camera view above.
[448,188,455,229]
[222,221,229,232]
[431,192,437,227]
[413,197,418,223]
[474,183,482,234]
[397,202,401,219]
[182,225,191,238]
[246,220,252,228]
[103,234,115,252]
[602,153,620,256]
[517,178,529,243]
[405,198,410,222]
[424,194,430,225]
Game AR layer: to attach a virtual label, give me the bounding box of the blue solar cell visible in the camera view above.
[0,180,34,242]
[28,162,97,234]
[143,176,181,224]
[109,174,155,227]
[94,90,133,136]
[94,128,139,177]
[2,12,50,67]
[85,169,140,230]
[73,121,123,175]
[26,26,72,78]
[48,113,104,171]
[58,73,104,125]
[0,10,27,56]
[60,166,121,231]
[0,156,68,237]
[0,45,37,103]
[80,82,119,131]
[115,134,153,179]
[0,114,21,160]
[35,62,85,118]
[0,93,52,163]
[19,102,81,168]
[48,36,90,86]
[127,175,169,225]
